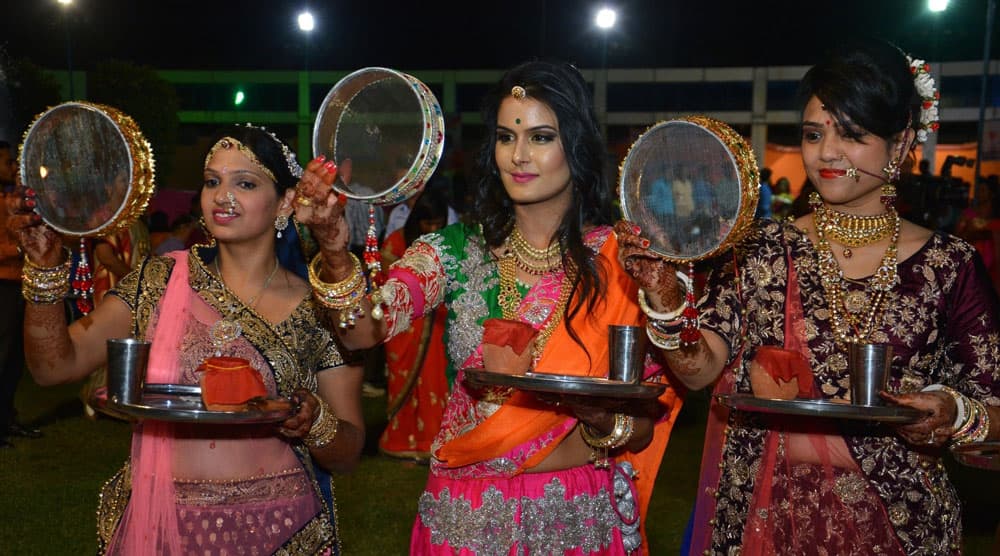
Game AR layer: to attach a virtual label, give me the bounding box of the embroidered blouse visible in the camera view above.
[699,219,1000,553]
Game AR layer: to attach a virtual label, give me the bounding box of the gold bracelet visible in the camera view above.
[308,252,371,329]
[308,252,366,306]
[303,396,340,449]
[646,321,681,351]
[580,413,635,449]
[952,398,991,446]
[580,413,635,469]
[21,250,72,304]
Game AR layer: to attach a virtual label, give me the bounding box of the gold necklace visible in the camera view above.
[210,256,280,355]
[497,251,575,361]
[508,226,562,276]
[813,203,899,347]
[818,205,896,258]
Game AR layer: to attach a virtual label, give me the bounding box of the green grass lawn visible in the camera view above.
[2,377,997,555]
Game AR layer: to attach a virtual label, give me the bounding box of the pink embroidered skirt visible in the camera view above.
[411,463,641,555]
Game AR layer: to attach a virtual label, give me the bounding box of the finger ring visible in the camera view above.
[296,196,313,207]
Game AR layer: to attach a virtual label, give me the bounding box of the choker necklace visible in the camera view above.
[508,226,562,275]
[817,205,895,258]
[813,202,900,346]
[210,256,280,355]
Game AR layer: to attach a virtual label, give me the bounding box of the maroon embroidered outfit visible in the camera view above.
[693,220,1000,555]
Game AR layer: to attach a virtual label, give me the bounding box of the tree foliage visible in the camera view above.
[88,59,180,178]
[0,56,62,143]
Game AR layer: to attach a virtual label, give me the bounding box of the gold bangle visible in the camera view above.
[580,413,635,469]
[952,398,991,446]
[646,321,681,351]
[22,246,72,271]
[21,250,72,304]
[580,413,635,449]
[308,252,366,310]
[303,396,340,449]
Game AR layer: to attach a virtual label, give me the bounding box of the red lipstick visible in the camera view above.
[819,168,847,179]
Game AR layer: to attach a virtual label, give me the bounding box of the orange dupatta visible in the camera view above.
[435,233,684,536]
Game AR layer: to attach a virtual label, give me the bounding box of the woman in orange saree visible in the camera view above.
[296,60,685,555]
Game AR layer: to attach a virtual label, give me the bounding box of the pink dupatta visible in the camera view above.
[106,252,190,555]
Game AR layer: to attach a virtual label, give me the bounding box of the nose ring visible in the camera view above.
[225,191,237,214]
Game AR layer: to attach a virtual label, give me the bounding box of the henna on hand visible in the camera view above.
[614,220,685,311]
[881,390,954,447]
[295,156,352,258]
[7,187,63,267]
[278,389,319,439]
[663,339,712,376]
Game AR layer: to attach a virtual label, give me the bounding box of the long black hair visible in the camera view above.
[797,38,920,142]
[472,59,612,350]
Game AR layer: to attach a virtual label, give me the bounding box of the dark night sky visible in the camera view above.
[2,0,997,72]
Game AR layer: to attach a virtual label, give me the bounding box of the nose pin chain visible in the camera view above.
[225,191,237,215]
[839,154,861,183]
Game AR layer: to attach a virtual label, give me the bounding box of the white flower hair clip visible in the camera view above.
[906,56,940,143]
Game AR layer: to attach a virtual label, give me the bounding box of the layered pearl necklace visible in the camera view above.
[812,198,900,346]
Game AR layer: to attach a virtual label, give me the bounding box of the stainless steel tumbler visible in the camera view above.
[106,338,151,406]
[608,325,646,383]
[848,343,893,406]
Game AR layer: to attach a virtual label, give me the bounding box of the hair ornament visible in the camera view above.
[239,123,304,179]
[906,56,940,143]
[205,136,278,183]
[511,85,527,100]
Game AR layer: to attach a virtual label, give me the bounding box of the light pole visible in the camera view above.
[297,9,316,164]
[593,6,617,138]
[927,0,949,12]
[297,10,315,74]
[58,0,74,99]
[974,0,996,184]
[595,7,617,72]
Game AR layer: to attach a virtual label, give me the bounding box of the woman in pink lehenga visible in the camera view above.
[8,125,364,554]
[295,60,685,555]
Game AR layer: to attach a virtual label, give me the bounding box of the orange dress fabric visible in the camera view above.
[433,232,684,543]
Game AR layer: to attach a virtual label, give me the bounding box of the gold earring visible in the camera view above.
[880,184,897,208]
[275,214,289,239]
[882,160,901,183]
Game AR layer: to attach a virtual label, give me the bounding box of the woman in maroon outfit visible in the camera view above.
[619,38,1000,555]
